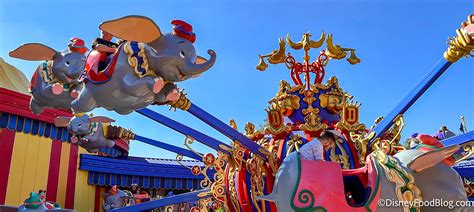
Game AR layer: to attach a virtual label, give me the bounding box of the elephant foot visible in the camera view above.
[153,77,165,94]
[70,89,80,99]
[166,89,180,102]
[71,136,78,144]
[52,83,63,95]
[29,99,44,114]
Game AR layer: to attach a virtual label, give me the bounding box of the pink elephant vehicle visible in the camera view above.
[259,134,470,212]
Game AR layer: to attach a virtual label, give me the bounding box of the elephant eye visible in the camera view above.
[78,124,82,127]
[179,51,185,59]
[65,61,70,66]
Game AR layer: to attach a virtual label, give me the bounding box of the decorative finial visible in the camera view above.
[257,32,360,90]
[229,119,238,131]
[444,14,474,63]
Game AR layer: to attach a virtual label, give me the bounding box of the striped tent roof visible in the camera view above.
[0,58,29,95]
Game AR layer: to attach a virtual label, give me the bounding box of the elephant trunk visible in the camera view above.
[67,125,76,134]
[181,50,216,76]
[70,62,86,81]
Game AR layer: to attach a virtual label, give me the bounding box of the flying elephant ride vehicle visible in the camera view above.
[5,14,474,212]
[73,15,216,115]
[9,38,88,114]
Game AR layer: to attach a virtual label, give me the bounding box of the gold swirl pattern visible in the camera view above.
[210,152,228,210]
[123,41,157,78]
[371,115,406,155]
[232,142,245,171]
[455,142,474,163]
[227,167,241,212]
[372,150,422,212]
[350,131,373,165]
[286,134,304,156]
[329,137,350,169]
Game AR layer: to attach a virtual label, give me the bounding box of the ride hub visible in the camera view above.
[0,1,473,212]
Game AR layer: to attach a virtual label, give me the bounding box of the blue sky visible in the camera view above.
[1,0,473,159]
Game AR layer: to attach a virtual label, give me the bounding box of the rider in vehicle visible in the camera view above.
[299,130,336,160]
[92,30,119,71]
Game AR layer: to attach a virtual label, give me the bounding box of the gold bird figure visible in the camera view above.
[286,32,326,51]
[326,34,347,59]
[268,38,287,64]
[286,33,303,50]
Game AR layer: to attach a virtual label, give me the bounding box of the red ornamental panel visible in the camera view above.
[344,105,359,125]
[268,110,284,130]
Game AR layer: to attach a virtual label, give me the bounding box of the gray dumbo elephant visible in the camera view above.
[102,186,133,211]
[54,114,115,153]
[9,40,87,114]
[72,15,216,114]
[259,145,470,211]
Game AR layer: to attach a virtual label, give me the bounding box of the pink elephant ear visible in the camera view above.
[9,43,58,61]
[407,145,460,173]
[89,116,115,123]
[54,116,71,127]
[100,15,162,43]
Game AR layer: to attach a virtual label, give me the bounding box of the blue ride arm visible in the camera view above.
[136,108,232,155]
[441,131,474,147]
[368,59,452,146]
[134,135,203,161]
[368,17,474,146]
[187,103,270,159]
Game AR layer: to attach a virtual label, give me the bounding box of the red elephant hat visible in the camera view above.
[171,20,196,43]
[68,38,88,54]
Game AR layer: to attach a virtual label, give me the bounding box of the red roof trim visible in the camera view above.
[0,88,72,124]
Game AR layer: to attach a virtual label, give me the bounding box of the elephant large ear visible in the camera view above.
[55,116,71,127]
[100,15,162,43]
[407,145,460,173]
[89,116,115,123]
[9,43,58,61]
